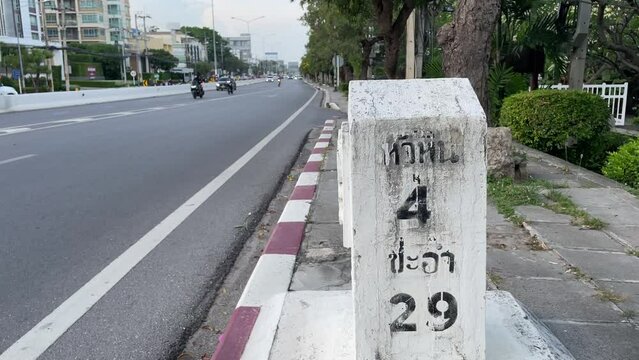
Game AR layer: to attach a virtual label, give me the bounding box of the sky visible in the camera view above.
[129,0,309,63]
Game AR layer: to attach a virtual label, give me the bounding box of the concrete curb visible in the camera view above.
[0,80,262,114]
[211,120,336,360]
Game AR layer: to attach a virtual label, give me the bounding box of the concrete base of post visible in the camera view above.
[270,290,575,360]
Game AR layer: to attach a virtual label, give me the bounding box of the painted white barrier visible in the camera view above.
[348,78,487,359]
[337,122,353,249]
[0,80,262,114]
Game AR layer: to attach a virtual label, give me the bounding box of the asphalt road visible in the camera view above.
[0,80,337,359]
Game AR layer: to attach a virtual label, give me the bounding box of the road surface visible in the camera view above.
[0,80,335,359]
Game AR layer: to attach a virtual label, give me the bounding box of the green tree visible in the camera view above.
[2,45,54,91]
[148,49,179,72]
[181,26,249,74]
[194,61,212,76]
[67,43,122,80]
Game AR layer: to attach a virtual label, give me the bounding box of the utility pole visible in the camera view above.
[142,15,150,73]
[57,0,70,91]
[39,0,55,91]
[569,0,592,89]
[211,0,218,76]
[415,6,426,79]
[405,10,416,79]
[11,0,25,93]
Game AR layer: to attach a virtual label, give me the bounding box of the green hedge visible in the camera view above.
[500,90,611,152]
[603,138,639,189]
[553,132,633,173]
[70,80,125,88]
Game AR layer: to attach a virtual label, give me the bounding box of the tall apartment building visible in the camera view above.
[225,33,251,62]
[43,0,130,44]
[0,0,43,42]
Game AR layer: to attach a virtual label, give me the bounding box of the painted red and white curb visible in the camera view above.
[211,119,336,360]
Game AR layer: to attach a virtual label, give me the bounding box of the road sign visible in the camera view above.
[12,69,21,80]
[87,67,96,80]
[348,78,487,359]
[130,70,137,78]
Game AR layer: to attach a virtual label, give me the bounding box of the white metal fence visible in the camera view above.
[541,83,629,126]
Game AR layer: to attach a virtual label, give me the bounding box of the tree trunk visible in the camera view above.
[438,0,501,123]
[384,34,402,78]
[360,40,374,80]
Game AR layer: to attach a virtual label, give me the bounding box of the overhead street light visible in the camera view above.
[230,16,265,34]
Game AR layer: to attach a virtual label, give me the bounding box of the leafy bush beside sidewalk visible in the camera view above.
[500,90,611,152]
[603,138,639,189]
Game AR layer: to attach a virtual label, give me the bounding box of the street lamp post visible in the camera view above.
[230,16,264,63]
[135,14,151,74]
[211,0,218,76]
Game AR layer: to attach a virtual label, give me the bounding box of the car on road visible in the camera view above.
[266,76,274,82]
[216,77,237,91]
[0,84,18,95]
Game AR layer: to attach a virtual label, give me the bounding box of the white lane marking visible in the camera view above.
[1,128,30,134]
[0,154,37,166]
[296,172,320,187]
[278,200,312,223]
[0,89,275,139]
[0,89,318,360]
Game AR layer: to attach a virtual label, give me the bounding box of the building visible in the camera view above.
[224,33,250,61]
[264,51,277,61]
[43,0,131,44]
[287,61,299,75]
[0,0,63,69]
[146,30,207,78]
[0,0,43,41]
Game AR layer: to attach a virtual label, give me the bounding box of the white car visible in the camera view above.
[0,85,18,95]
[266,76,274,82]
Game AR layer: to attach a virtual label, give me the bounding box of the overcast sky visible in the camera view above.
[129,0,309,63]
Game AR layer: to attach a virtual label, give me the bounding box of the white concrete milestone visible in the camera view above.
[348,79,487,359]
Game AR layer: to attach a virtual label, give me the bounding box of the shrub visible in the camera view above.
[602,138,639,188]
[553,132,633,173]
[500,90,611,152]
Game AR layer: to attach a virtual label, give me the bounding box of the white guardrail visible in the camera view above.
[541,82,629,126]
[0,79,263,114]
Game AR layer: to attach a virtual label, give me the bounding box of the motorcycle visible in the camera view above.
[191,82,204,99]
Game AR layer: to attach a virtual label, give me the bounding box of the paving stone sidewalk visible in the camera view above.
[290,88,639,359]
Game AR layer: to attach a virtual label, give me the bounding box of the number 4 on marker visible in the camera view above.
[397,186,431,223]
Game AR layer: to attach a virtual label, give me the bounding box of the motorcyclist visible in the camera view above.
[277,76,282,87]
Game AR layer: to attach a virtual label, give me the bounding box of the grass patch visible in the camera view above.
[488,272,504,287]
[544,190,606,229]
[628,187,639,198]
[488,177,545,223]
[596,288,625,304]
[488,177,606,229]
[626,248,639,257]
[622,309,637,320]
[566,265,589,281]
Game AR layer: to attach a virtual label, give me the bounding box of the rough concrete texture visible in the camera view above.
[558,187,639,247]
[487,127,515,178]
[349,79,487,360]
[515,206,573,224]
[492,146,639,359]
[527,222,625,251]
[270,290,575,360]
